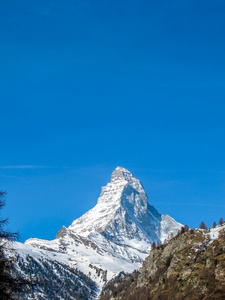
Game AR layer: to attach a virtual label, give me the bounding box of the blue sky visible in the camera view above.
[0,0,225,241]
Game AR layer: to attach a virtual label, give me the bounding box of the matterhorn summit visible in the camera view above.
[68,166,182,254]
[8,167,183,298]
[69,166,149,238]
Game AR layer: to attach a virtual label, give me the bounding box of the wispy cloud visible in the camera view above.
[0,165,57,169]
[0,174,24,179]
[153,202,225,208]
[137,168,225,174]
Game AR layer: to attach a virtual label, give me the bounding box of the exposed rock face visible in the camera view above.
[56,225,67,239]
[139,227,225,299]
[99,224,225,300]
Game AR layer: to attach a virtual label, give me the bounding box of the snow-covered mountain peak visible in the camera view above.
[110,166,145,194]
[66,167,152,240]
[68,167,181,245]
[111,166,133,182]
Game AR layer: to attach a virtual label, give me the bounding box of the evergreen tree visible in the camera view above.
[199,221,207,230]
[151,242,156,250]
[184,225,189,232]
[0,191,30,299]
[212,221,216,228]
[219,217,223,226]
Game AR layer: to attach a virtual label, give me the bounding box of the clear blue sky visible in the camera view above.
[1,0,225,241]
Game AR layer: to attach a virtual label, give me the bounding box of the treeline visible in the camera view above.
[151,217,224,250]
[0,191,31,300]
[199,217,224,230]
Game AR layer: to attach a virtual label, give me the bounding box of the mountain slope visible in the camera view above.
[5,241,98,300]
[99,224,225,300]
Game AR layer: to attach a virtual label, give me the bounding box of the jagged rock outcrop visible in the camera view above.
[56,225,68,239]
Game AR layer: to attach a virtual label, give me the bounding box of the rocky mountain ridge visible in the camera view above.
[100,223,225,300]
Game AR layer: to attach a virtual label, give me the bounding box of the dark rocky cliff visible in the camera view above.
[99,226,225,300]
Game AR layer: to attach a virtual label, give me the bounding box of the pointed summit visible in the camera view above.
[111,166,145,194]
[111,166,133,182]
[68,166,182,246]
